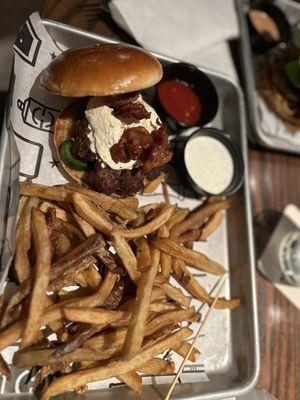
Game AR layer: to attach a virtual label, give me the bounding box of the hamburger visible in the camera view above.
[40,43,172,195]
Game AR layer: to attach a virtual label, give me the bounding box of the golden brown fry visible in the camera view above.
[145,307,200,337]
[81,266,101,290]
[212,297,240,310]
[13,347,118,368]
[39,201,72,222]
[172,341,200,362]
[170,198,229,239]
[41,327,192,400]
[54,233,73,259]
[110,229,140,283]
[172,259,211,303]
[84,327,127,351]
[0,282,31,329]
[118,371,142,396]
[143,172,165,194]
[122,247,160,359]
[138,358,175,375]
[69,209,96,238]
[118,197,139,209]
[178,229,201,244]
[136,236,151,272]
[166,209,189,231]
[73,192,114,235]
[158,224,172,279]
[154,237,226,275]
[148,302,178,312]
[21,208,51,348]
[16,195,28,226]
[118,205,176,239]
[162,180,170,204]
[66,184,138,221]
[0,354,11,380]
[158,283,191,308]
[51,216,85,243]
[20,182,72,202]
[15,196,40,283]
[63,307,127,325]
[66,270,117,308]
[199,210,225,240]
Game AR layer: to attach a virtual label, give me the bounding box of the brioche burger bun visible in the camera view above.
[40,43,172,195]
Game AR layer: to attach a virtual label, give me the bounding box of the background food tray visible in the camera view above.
[236,0,300,154]
[0,18,259,400]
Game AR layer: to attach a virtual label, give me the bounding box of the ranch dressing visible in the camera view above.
[184,136,234,194]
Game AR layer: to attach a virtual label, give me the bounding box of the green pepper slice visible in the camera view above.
[285,59,300,89]
[60,139,88,171]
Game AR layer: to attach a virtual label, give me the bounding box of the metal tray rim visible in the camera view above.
[1,18,260,400]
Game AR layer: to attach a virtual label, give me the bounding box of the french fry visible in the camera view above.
[66,184,138,221]
[20,182,72,202]
[83,327,127,351]
[121,247,160,359]
[162,180,170,204]
[118,197,139,209]
[50,233,104,282]
[143,172,165,193]
[158,224,172,279]
[73,192,114,235]
[110,229,140,283]
[172,341,200,362]
[14,196,39,283]
[158,283,191,308]
[170,198,229,239]
[21,209,51,348]
[62,307,127,325]
[136,236,151,272]
[51,215,85,243]
[0,282,31,329]
[172,259,211,303]
[154,237,226,275]
[69,208,96,237]
[0,354,11,380]
[81,266,101,290]
[148,302,178,312]
[39,201,72,222]
[117,205,176,239]
[178,229,201,244]
[138,358,175,375]
[199,210,225,240]
[13,347,118,368]
[212,297,240,310]
[118,371,142,396]
[41,327,192,400]
[166,208,189,230]
[16,195,28,226]
[145,307,200,337]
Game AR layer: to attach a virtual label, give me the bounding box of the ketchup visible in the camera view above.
[157,80,202,126]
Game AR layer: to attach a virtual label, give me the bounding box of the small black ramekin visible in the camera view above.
[175,128,244,197]
[247,3,291,53]
[155,62,219,132]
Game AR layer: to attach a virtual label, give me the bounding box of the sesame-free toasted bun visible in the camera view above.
[54,101,86,183]
[40,43,163,97]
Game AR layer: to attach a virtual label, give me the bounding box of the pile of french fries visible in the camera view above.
[0,180,239,399]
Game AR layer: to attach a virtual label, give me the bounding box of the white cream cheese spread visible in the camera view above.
[85,96,160,170]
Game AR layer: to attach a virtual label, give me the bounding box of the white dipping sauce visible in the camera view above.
[184,135,234,194]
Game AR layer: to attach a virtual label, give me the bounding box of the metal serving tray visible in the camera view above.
[0,19,259,400]
[236,0,300,154]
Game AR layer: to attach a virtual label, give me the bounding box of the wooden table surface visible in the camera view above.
[42,2,300,399]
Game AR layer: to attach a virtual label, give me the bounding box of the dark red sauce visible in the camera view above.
[157,80,202,126]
